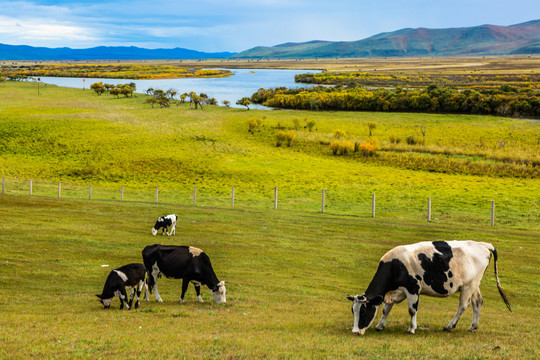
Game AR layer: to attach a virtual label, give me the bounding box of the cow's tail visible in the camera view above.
[487,245,512,312]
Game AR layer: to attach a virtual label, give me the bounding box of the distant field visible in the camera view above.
[0,195,538,359]
[0,81,538,229]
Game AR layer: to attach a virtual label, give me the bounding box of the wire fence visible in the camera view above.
[1,177,538,229]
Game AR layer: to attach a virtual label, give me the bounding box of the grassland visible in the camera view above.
[0,81,538,229]
[0,65,539,359]
[0,194,538,359]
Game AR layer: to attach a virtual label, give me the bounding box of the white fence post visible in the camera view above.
[193,186,197,204]
[58,183,61,198]
[2,177,5,194]
[155,187,158,203]
[371,193,376,218]
[121,186,124,201]
[274,187,278,210]
[29,180,33,196]
[321,189,326,213]
[89,185,92,200]
[427,197,432,222]
[491,200,495,227]
[231,186,235,207]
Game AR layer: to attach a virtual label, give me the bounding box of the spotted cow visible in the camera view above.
[151,214,178,236]
[96,263,148,310]
[142,244,226,304]
[347,241,511,335]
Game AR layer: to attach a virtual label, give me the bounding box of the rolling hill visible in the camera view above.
[233,20,540,59]
[0,44,235,61]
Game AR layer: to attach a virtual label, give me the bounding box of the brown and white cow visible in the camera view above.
[347,241,511,335]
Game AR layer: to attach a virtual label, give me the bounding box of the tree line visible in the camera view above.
[250,85,540,118]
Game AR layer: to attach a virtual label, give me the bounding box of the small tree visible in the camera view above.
[222,100,230,108]
[110,87,121,98]
[367,121,377,137]
[333,129,346,138]
[146,97,157,108]
[306,118,317,132]
[90,82,106,95]
[292,118,301,130]
[237,97,251,110]
[166,88,177,99]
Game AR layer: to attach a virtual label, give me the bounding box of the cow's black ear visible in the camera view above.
[96,294,102,299]
[346,295,355,301]
[369,295,384,306]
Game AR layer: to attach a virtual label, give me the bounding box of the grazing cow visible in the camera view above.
[347,241,511,335]
[152,214,178,236]
[142,244,226,304]
[96,263,148,310]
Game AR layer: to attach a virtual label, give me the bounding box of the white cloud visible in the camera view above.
[0,15,98,46]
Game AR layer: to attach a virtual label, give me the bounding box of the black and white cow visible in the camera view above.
[151,214,178,236]
[142,244,226,304]
[96,263,148,310]
[347,240,511,335]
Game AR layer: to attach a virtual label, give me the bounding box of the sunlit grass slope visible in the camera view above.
[0,81,538,229]
[0,195,538,359]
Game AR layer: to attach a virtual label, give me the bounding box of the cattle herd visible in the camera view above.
[97,213,511,335]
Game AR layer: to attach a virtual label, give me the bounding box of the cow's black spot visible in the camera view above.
[366,259,420,299]
[448,271,453,278]
[415,275,422,281]
[418,241,453,295]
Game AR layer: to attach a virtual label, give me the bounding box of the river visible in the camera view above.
[37,68,320,109]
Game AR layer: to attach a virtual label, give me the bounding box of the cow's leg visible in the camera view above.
[444,285,474,331]
[133,281,143,309]
[151,263,163,302]
[118,288,130,310]
[376,303,395,331]
[128,287,135,308]
[193,281,203,303]
[469,289,483,332]
[406,293,420,334]
[180,278,190,303]
[170,223,176,236]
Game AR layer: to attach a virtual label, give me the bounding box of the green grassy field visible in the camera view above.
[0,81,538,229]
[0,195,538,359]
[0,79,538,359]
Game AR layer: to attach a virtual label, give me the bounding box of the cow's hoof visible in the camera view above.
[443,326,453,332]
[375,326,384,332]
[179,298,184,304]
[468,326,477,333]
[156,298,163,303]
[407,329,416,334]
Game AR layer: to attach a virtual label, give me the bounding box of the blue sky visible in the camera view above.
[0,0,538,52]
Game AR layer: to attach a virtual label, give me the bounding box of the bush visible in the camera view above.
[333,129,346,138]
[306,118,317,132]
[330,140,354,155]
[247,119,257,133]
[354,138,379,156]
[406,135,423,145]
[389,134,401,144]
[276,131,296,147]
[292,118,301,130]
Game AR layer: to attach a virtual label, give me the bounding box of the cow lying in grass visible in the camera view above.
[152,214,178,236]
[347,240,511,335]
[96,263,148,310]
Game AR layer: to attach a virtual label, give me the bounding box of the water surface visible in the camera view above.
[38,68,319,109]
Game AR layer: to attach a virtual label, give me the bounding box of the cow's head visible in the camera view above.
[96,294,113,309]
[347,294,383,335]
[152,217,164,235]
[211,281,227,303]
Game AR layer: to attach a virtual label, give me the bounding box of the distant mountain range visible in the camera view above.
[1,20,539,61]
[0,44,235,61]
[233,20,540,58]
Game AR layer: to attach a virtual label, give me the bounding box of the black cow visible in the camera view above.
[96,263,148,310]
[347,241,511,335]
[152,214,178,236]
[142,244,226,304]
